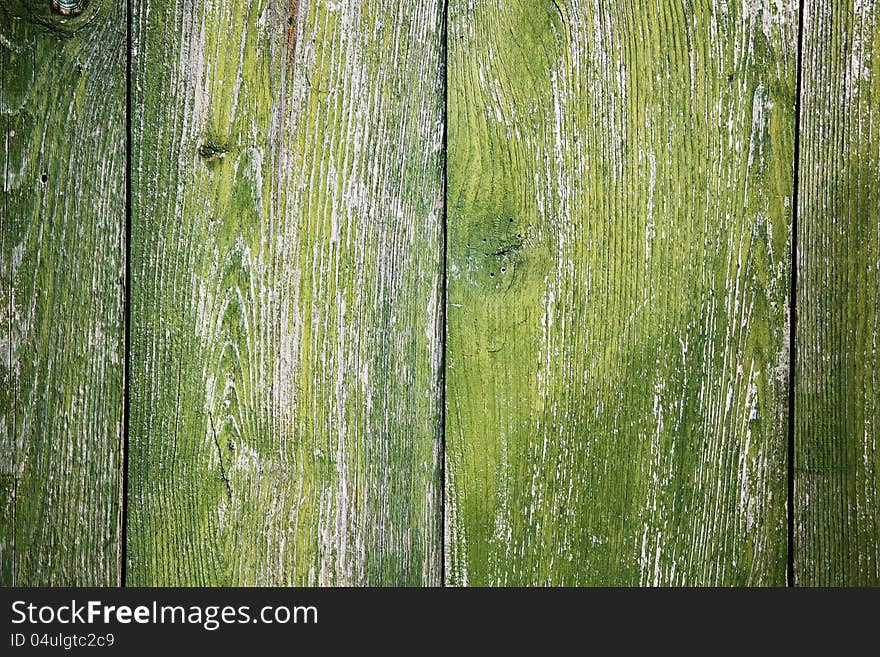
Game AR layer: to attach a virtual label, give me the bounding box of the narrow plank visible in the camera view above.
[0,0,126,585]
[129,0,444,585]
[446,0,796,585]
[795,0,880,585]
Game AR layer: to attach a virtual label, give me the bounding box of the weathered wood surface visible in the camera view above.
[795,0,880,586]
[0,1,126,585]
[128,0,445,585]
[4,0,879,588]
[446,0,796,585]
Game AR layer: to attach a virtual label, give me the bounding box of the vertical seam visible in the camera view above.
[788,0,806,588]
[439,0,449,588]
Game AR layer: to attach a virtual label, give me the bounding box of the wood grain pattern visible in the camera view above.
[129,0,444,585]
[795,0,880,586]
[0,0,126,585]
[3,0,876,589]
[446,0,796,585]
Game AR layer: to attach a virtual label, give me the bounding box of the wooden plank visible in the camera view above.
[795,0,880,585]
[0,0,126,585]
[446,0,796,585]
[129,0,444,585]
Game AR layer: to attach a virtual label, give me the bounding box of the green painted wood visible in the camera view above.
[446,0,796,585]
[794,0,880,586]
[129,0,444,585]
[0,0,126,585]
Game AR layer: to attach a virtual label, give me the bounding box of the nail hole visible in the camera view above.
[489,272,495,277]
[501,267,506,273]
[52,0,86,17]
[39,173,48,184]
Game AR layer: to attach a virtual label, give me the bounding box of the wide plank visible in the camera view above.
[446,0,796,585]
[794,0,880,585]
[0,0,126,585]
[129,0,444,585]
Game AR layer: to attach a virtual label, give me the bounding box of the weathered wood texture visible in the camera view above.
[0,1,126,585]
[446,0,796,585]
[129,0,444,585]
[795,0,880,585]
